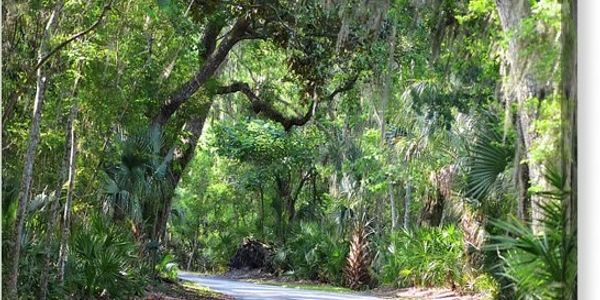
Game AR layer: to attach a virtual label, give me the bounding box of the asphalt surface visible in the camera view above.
[178,272,382,300]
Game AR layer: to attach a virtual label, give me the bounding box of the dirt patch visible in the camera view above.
[370,286,484,300]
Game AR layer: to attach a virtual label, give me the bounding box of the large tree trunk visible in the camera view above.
[460,206,486,269]
[150,18,248,129]
[38,69,81,299]
[561,0,577,239]
[153,101,212,243]
[419,188,444,227]
[6,4,62,297]
[57,106,78,284]
[495,0,547,231]
[514,115,531,223]
[147,18,247,243]
[561,1,576,298]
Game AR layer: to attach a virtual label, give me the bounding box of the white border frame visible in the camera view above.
[578,0,600,298]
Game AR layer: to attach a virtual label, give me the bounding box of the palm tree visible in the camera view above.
[101,128,174,245]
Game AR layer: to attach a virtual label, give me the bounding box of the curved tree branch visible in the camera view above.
[216,76,358,131]
[216,82,314,131]
[327,74,359,101]
[151,16,250,128]
[32,1,112,72]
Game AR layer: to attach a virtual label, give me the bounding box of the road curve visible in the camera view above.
[178,272,381,300]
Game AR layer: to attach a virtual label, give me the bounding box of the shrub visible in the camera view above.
[200,231,239,272]
[487,200,576,300]
[375,225,464,288]
[285,222,349,284]
[462,272,500,299]
[156,253,179,281]
[65,215,146,299]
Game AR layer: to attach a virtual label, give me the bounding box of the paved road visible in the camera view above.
[178,272,381,300]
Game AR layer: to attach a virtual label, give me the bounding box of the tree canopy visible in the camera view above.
[2,0,576,299]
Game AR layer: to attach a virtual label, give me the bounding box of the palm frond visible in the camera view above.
[485,166,576,299]
[464,124,513,202]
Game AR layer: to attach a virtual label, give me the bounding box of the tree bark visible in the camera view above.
[561,1,576,297]
[495,0,547,231]
[186,220,201,270]
[384,25,397,230]
[403,181,410,229]
[259,186,265,238]
[389,183,397,230]
[419,188,444,227]
[515,115,531,223]
[150,18,248,129]
[561,0,577,238]
[154,101,213,243]
[6,3,62,297]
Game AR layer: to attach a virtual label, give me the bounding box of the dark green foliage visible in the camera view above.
[464,116,514,203]
[102,127,173,238]
[65,215,146,299]
[282,222,349,285]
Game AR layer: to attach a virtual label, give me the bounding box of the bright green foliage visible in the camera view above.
[375,225,464,287]
[487,167,576,300]
[155,253,179,282]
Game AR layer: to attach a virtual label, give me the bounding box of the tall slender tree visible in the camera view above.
[7,3,63,296]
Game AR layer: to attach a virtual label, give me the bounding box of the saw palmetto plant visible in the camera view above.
[486,166,576,300]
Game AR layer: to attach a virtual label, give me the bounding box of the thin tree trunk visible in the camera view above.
[186,220,200,270]
[403,182,410,229]
[2,92,20,123]
[329,173,339,198]
[384,24,397,231]
[38,65,81,300]
[389,184,397,230]
[259,186,265,239]
[57,105,78,284]
[7,4,62,297]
